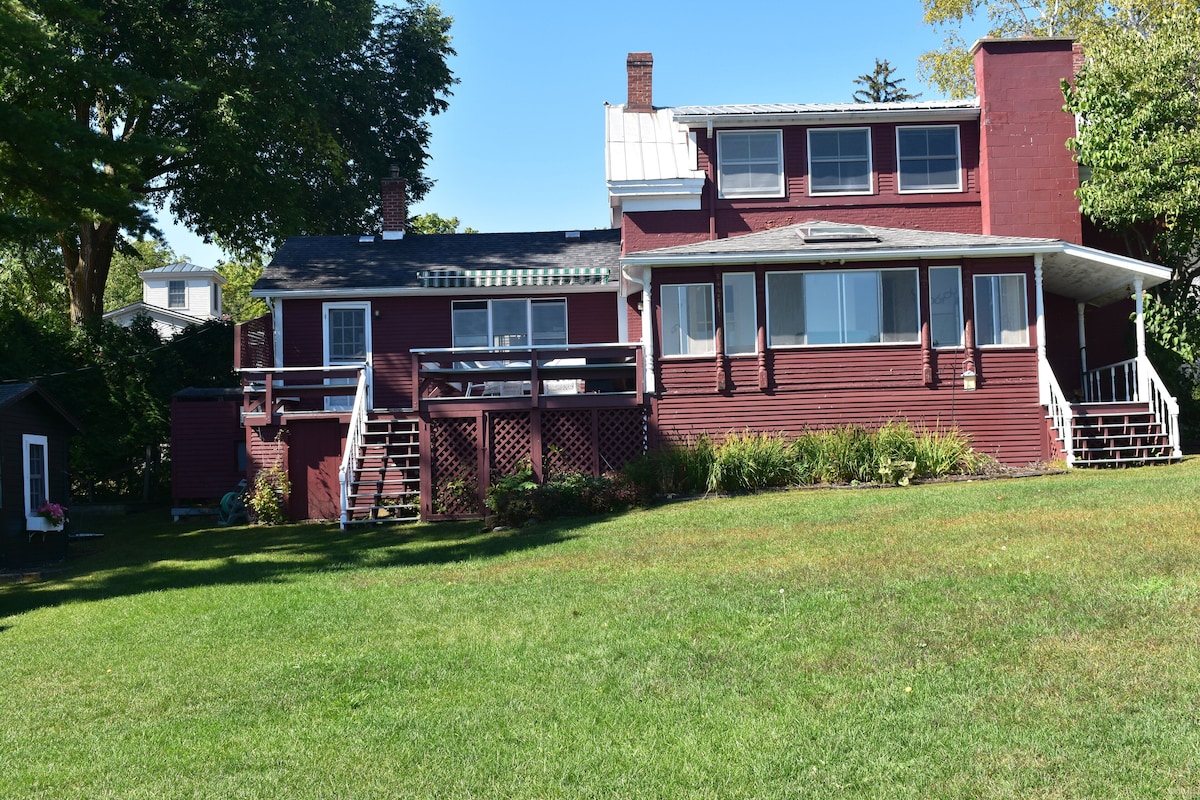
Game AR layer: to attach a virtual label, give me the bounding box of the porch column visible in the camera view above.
[641,266,656,393]
[1035,255,1047,404]
[1134,277,1148,401]
[1076,302,1087,374]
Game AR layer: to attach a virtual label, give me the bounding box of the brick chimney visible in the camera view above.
[381,165,406,239]
[626,52,653,112]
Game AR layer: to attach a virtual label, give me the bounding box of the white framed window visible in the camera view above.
[23,434,49,519]
[661,283,715,357]
[808,128,872,195]
[451,298,568,349]
[168,280,186,308]
[766,269,919,347]
[323,301,371,411]
[722,272,757,355]
[897,126,962,192]
[974,274,1029,346]
[717,130,784,199]
[928,266,964,348]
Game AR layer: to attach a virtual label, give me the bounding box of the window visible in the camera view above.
[451,299,568,349]
[897,126,961,192]
[717,130,784,198]
[661,283,715,356]
[722,273,757,355]
[974,274,1029,346]
[168,280,186,308]
[323,302,370,411]
[23,434,48,518]
[767,269,919,347]
[808,128,872,194]
[928,266,963,348]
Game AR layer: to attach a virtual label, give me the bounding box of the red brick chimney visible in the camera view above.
[626,52,653,112]
[381,165,406,239]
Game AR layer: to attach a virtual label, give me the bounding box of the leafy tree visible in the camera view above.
[104,238,177,312]
[853,59,922,103]
[917,0,1181,97]
[408,213,478,234]
[0,238,67,322]
[218,254,270,323]
[0,0,456,326]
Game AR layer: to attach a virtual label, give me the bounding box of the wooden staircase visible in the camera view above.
[344,416,421,523]
[1064,402,1180,467]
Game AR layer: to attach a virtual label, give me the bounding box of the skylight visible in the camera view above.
[798,225,880,244]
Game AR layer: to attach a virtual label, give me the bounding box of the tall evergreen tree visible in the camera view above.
[853,59,922,103]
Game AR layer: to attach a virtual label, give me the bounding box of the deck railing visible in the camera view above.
[238,364,366,421]
[1040,357,1075,466]
[1082,358,1138,403]
[1139,355,1183,459]
[338,369,370,530]
[411,343,644,407]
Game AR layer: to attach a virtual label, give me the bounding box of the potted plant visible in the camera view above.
[28,502,68,533]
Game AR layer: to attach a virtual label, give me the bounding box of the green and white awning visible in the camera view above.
[418,267,612,288]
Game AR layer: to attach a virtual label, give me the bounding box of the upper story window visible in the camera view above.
[808,128,872,195]
[168,280,186,308]
[897,126,962,192]
[973,274,1028,346]
[717,130,784,199]
[451,298,567,349]
[661,283,715,356]
[766,268,918,347]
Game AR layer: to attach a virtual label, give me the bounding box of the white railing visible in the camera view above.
[338,369,370,530]
[1139,355,1183,459]
[1040,359,1076,466]
[1082,357,1138,403]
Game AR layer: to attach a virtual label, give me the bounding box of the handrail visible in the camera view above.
[411,342,633,355]
[338,369,369,530]
[1138,355,1183,459]
[1040,357,1075,466]
[1082,357,1138,403]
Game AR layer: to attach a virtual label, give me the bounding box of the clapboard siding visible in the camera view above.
[171,393,243,502]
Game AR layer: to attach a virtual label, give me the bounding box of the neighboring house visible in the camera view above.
[105,262,225,338]
[0,383,83,568]
[232,37,1180,525]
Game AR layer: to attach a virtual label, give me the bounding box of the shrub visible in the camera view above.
[246,462,289,525]
[486,464,640,528]
[708,431,795,494]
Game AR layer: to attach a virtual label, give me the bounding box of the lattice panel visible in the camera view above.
[542,410,594,475]
[598,407,648,473]
[430,417,480,516]
[489,412,532,475]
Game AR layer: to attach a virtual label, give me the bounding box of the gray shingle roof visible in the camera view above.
[255,229,622,293]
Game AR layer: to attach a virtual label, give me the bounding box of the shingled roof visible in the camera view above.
[254,229,622,294]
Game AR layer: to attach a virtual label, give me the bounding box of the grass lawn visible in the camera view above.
[3,461,1199,798]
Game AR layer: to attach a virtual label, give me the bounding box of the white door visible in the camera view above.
[323,302,372,411]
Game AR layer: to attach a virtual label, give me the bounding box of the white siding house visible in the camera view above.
[104,262,226,337]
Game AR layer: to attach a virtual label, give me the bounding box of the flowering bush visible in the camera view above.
[37,502,67,525]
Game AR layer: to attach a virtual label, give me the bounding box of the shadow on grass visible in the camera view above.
[0,513,578,622]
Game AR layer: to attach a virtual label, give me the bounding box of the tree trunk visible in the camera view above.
[59,221,118,326]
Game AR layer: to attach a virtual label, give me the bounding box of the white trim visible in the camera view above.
[250,284,617,300]
[973,273,1030,348]
[717,129,786,199]
[623,242,1064,268]
[722,272,758,356]
[22,433,49,521]
[640,267,655,392]
[928,265,964,349]
[659,282,716,357]
[765,267,921,348]
[616,286,629,343]
[896,125,963,193]
[1035,256,1047,403]
[323,301,372,411]
[674,106,980,128]
[808,127,874,196]
[450,297,569,349]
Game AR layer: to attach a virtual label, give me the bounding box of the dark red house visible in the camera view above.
[231,36,1179,525]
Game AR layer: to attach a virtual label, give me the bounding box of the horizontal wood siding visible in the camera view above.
[654,348,1044,465]
[0,395,74,540]
[171,396,244,502]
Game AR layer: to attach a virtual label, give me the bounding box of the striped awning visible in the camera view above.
[417,267,612,288]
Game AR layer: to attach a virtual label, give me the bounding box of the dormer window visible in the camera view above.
[897,126,962,192]
[808,128,872,195]
[717,130,784,199]
[168,280,186,308]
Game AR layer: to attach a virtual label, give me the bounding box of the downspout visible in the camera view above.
[622,265,655,393]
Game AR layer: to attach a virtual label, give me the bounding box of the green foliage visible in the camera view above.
[0,238,67,322]
[407,213,478,235]
[853,58,922,103]
[0,0,457,323]
[217,254,269,323]
[246,461,290,525]
[485,461,639,528]
[708,431,796,494]
[104,237,177,312]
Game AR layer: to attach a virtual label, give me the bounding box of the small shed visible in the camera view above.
[171,387,245,508]
[0,383,83,568]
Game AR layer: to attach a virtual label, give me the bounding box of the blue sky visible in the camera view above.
[160,1,984,267]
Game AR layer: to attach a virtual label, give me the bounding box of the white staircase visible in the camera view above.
[343,416,421,524]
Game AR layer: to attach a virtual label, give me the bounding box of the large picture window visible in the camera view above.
[451,298,567,349]
[808,128,872,194]
[767,269,918,346]
[722,273,757,355]
[717,130,784,198]
[974,274,1029,346]
[928,266,963,348]
[897,126,961,192]
[661,283,715,356]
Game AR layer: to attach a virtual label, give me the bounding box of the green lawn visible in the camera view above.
[3,462,1200,798]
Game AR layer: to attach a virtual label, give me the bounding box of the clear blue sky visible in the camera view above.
[160,0,985,267]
